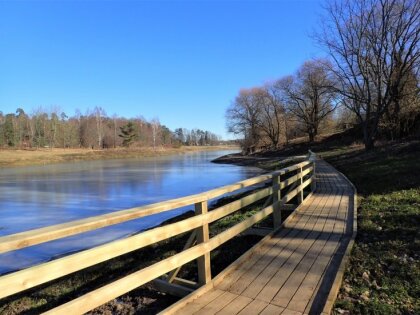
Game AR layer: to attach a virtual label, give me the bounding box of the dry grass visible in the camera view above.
[0,146,238,168]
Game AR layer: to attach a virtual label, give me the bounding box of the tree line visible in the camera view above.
[227,0,419,152]
[0,106,221,149]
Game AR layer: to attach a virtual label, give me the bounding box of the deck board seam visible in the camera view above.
[286,192,347,312]
[255,190,339,303]
[245,192,334,300]
[222,193,328,295]
[269,191,344,308]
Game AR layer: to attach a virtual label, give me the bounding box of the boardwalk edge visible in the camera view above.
[320,161,358,315]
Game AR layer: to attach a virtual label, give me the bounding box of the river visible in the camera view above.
[0,149,260,274]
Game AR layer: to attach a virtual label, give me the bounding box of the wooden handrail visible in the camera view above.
[0,155,316,314]
[0,160,311,254]
[44,204,276,315]
[0,186,273,299]
[0,194,206,254]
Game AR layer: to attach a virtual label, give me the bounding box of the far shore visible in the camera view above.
[0,145,239,168]
[212,152,274,166]
[212,151,308,171]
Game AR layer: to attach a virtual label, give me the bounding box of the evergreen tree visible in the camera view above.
[4,114,16,147]
[119,122,137,147]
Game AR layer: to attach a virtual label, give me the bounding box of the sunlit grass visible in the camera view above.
[328,142,420,315]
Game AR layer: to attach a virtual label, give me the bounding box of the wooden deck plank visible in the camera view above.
[218,227,296,293]
[271,194,345,308]
[226,204,323,295]
[218,205,320,293]
[303,205,353,313]
[270,236,331,307]
[179,289,225,315]
[299,164,353,314]
[236,193,331,298]
[195,291,238,315]
[286,234,341,313]
[280,308,303,315]
[259,304,285,315]
[236,299,269,315]
[284,193,348,313]
[253,193,339,303]
[215,295,253,315]
[217,195,320,292]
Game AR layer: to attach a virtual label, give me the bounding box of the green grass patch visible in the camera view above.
[328,141,420,315]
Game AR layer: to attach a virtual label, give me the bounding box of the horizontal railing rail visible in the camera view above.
[0,160,311,254]
[0,152,316,314]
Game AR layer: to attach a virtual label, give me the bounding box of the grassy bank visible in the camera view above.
[215,138,420,314]
[0,145,238,168]
[321,142,420,315]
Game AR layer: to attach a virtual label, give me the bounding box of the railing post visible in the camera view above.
[308,150,316,192]
[298,167,304,204]
[272,174,282,229]
[195,200,211,285]
[311,162,316,192]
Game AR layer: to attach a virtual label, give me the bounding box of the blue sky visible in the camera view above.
[0,0,324,139]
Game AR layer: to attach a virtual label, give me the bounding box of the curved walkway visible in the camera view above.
[162,159,356,315]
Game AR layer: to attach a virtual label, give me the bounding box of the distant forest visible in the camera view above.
[0,107,221,149]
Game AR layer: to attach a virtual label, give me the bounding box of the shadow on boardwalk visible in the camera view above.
[162,160,356,315]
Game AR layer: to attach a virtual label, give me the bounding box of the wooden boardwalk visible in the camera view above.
[0,156,354,314]
[162,160,356,315]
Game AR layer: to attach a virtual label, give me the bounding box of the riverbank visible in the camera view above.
[218,139,420,314]
[0,145,238,168]
[212,151,307,170]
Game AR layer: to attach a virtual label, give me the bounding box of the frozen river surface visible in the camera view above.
[0,150,260,274]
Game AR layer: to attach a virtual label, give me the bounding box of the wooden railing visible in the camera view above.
[0,154,316,314]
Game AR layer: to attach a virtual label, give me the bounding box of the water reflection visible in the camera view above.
[0,150,260,274]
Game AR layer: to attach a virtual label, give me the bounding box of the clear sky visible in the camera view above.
[0,0,324,139]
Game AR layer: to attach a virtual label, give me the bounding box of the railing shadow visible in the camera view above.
[307,184,355,314]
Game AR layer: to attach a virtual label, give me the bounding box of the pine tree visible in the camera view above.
[119,122,137,147]
[4,114,16,147]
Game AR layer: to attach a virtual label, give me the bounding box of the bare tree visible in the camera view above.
[256,85,287,148]
[151,118,161,150]
[383,64,420,139]
[80,109,97,148]
[317,0,420,150]
[112,114,118,148]
[94,106,106,149]
[278,60,337,142]
[226,88,262,152]
[48,107,61,148]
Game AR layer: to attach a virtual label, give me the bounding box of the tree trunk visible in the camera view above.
[364,137,375,151]
[363,124,375,151]
[308,130,315,143]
